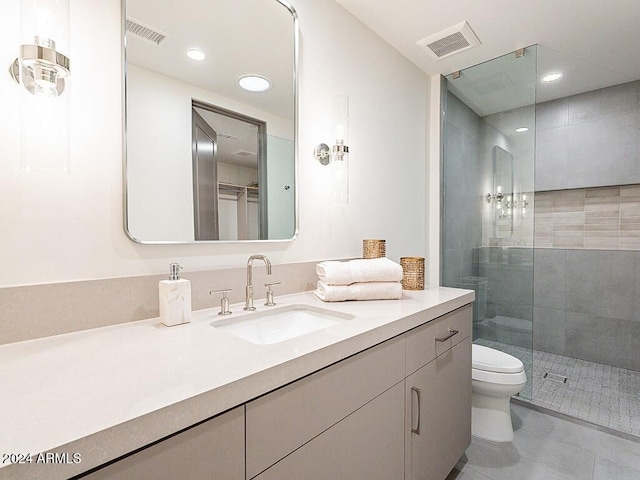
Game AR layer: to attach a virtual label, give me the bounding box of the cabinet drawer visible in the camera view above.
[405,304,472,376]
[253,382,405,480]
[246,336,405,479]
[83,406,244,480]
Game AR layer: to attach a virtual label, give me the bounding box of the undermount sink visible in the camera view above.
[211,304,355,345]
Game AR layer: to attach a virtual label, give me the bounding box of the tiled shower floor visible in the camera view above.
[476,339,640,438]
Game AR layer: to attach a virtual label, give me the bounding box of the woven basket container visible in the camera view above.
[400,257,425,290]
[363,239,386,259]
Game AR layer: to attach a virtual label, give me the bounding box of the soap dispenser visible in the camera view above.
[159,263,192,327]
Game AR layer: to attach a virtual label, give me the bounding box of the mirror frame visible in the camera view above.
[121,0,299,244]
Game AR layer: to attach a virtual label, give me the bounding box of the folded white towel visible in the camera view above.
[314,281,403,302]
[316,258,403,286]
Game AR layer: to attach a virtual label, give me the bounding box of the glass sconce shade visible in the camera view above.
[313,94,350,203]
[331,94,349,204]
[12,0,71,97]
[11,0,71,173]
[10,40,70,97]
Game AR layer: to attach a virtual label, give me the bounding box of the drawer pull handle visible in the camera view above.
[411,387,421,435]
[436,329,459,343]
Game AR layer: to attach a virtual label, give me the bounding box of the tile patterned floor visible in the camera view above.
[476,339,640,438]
[447,403,640,480]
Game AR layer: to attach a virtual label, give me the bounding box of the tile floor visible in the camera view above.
[447,403,640,480]
[476,339,640,438]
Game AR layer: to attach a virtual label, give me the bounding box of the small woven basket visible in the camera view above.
[363,239,386,259]
[400,257,425,290]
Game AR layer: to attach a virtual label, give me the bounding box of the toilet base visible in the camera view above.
[471,393,515,442]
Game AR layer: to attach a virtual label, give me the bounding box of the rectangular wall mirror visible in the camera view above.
[122,0,298,243]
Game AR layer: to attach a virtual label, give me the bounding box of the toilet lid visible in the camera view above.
[472,344,524,374]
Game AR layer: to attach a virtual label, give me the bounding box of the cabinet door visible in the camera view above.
[253,382,405,480]
[82,406,244,480]
[406,337,471,480]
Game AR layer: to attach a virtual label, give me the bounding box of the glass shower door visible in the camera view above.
[441,46,536,399]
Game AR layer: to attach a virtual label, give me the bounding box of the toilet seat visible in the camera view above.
[472,344,526,385]
[472,344,524,373]
[472,367,527,385]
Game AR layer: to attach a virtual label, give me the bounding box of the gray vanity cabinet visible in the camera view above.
[245,336,406,479]
[80,303,472,480]
[405,305,472,480]
[81,406,244,480]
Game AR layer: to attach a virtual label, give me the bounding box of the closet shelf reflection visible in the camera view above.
[218,181,259,199]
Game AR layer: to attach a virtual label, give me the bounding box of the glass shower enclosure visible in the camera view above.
[441,46,536,399]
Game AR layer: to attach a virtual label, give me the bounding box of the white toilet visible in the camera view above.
[471,344,527,442]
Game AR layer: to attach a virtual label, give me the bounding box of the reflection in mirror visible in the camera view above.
[123,0,297,243]
[192,102,265,241]
[492,146,513,238]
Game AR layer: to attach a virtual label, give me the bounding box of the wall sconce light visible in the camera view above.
[485,188,529,218]
[10,0,71,97]
[9,36,70,97]
[9,0,71,172]
[314,94,349,204]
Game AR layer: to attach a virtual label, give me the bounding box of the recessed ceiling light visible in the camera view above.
[186,49,205,61]
[542,72,563,83]
[516,127,529,133]
[237,74,272,92]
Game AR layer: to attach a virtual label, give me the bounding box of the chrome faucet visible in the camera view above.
[244,255,272,310]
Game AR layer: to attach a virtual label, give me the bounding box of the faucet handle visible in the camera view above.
[210,289,232,316]
[264,281,281,307]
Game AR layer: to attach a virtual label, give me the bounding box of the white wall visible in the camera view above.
[0,0,429,288]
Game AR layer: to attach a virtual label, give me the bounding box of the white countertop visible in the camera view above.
[0,287,473,479]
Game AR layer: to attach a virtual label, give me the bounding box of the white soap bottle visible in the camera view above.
[159,263,192,327]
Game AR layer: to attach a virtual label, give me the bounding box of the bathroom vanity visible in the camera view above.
[0,288,473,480]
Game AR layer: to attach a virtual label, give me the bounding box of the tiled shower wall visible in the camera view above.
[534,185,640,250]
[532,187,640,370]
[532,81,640,371]
[533,248,640,371]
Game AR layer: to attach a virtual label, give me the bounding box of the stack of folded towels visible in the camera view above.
[314,257,404,302]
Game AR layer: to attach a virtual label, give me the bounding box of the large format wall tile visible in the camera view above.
[564,312,640,371]
[536,80,640,191]
[533,248,640,370]
[533,249,566,311]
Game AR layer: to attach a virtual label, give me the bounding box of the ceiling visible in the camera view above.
[125,0,295,121]
[336,0,640,115]
[194,107,259,169]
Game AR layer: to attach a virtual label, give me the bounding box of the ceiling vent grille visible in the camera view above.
[416,21,481,60]
[217,132,241,142]
[233,150,256,157]
[126,17,170,46]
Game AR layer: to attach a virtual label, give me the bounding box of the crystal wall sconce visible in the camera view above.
[9,0,71,97]
[9,37,70,97]
[314,94,349,204]
[9,0,71,173]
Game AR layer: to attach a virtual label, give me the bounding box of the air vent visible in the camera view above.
[126,17,170,46]
[467,72,516,96]
[218,132,241,142]
[416,21,481,60]
[233,150,256,157]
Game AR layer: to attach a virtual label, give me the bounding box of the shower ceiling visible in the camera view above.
[336,0,640,115]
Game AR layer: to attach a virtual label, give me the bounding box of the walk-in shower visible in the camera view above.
[441,45,640,438]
